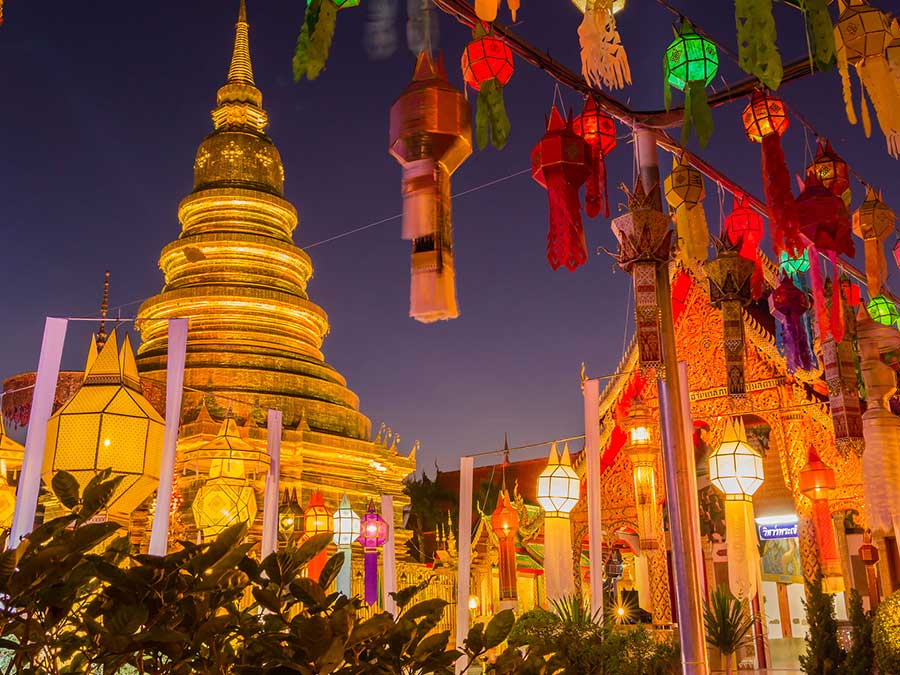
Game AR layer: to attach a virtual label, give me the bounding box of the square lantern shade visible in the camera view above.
[709,437,764,498]
[333,495,361,546]
[665,27,718,91]
[192,476,257,539]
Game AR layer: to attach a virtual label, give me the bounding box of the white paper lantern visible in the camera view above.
[709,417,764,498]
[537,442,580,516]
[332,494,361,547]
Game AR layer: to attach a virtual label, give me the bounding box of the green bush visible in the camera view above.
[873,590,900,675]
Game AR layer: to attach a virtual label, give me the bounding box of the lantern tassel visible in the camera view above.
[857,56,900,158]
[475,0,499,22]
[784,309,816,373]
[546,171,588,271]
[734,0,783,91]
[864,237,888,299]
[673,205,709,274]
[836,41,858,126]
[585,146,609,219]
[682,80,714,149]
[293,0,339,81]
[579,0,631,91]
[761,132,800,256]
[829,252,845,344]
[364,549,379,606]
[475,78,511,150]
[401,159,436,240]
[410,245,459,322]
[807,245,830,341]
[801,0,835,72]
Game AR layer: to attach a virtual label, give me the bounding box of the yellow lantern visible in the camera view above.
[536,442,580,516]
[188,416,266,540]
[43,329,164,521]
[0,416,24,527]
[624,397,660,549]
[571,0,626,14]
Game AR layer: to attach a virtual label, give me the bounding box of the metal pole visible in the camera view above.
[637,126,709,675]
[381,494,397,616]
[583,378,604,621]
[455,456,474,674]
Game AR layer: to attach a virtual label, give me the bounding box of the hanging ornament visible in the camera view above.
[806,138,851,206]
[389,51,472,322]
[853,187,896,297]
[821,289,865,456]
[841,274,862,308]
[579,0,632,91]
[573,98,617,219]
[491,445,519,609]
[293,0,360,81]
[532,106,592,271]
[664,156,709,273]
[797,173,854,342]
[474,0,519,22]
[610,178,673,367]
[664,20,718,148]
[462,24,514,150]
[705,239,756,396]
[834,1,900,158]
[770,275,816,372]
[779,249,810,279]
[798,0,836,72]
[742,89,801,258]
[866,294,900,327]
[888,19,900,90]
[724,195,765,299]
[734,0,783,90]
[357,500,388,606]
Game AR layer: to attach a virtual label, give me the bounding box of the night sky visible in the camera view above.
[1,0,897,473]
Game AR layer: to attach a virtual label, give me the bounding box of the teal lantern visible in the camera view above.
[779,250,810,278]
[867,295,900,327]
[664,20,718,149]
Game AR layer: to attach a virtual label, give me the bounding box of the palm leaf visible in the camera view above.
[703,585,755,657]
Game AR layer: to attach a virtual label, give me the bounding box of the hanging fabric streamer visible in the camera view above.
[579,0,631,91]
[835,1,900,158]
[888,19,900,91]
[572,98,617,219]
[724,195,765,299]
[365,0,399,60]
[853,187,896,297]
[532,106,592,271]
[293,0,360,81]
[664,20,718,148]
[770,275,816,373]
[734,0,783,90]
[799,0,836,72]
[796,174,854,342]
[664,156,710,273]
[742,89,801,257]
[462,24,514,150]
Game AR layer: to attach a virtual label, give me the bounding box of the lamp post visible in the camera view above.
[304,490,333,581]
[537,442,580,602]
[798,448,844,593]
[332,495,360,598]
[358,500,388,606]
[279,487,303,544]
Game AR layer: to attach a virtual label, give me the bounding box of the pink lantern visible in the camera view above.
[357,500,388,605]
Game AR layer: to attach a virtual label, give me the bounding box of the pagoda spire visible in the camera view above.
[96,270,111,350]
[227,0,254,86]
[213,0,267,132]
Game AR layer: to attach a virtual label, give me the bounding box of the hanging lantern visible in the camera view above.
[724,195,765,298]
[474,0,519,23]
[332,495,360,597]
[358,500,388,606]
[279,487,304,543]
[610,178,673,367]
[462,25,514,150]
[799,448,843,591]
[389,51,472,323]
[604,548,625,580]
[623,397,660,550]
[835,1,900,158]
[842,276,863,307]
[0,417,23,528]
[709,417,763,600]
[571,0,626,13]
[858,530,881,607]
[491,488,519,607]
[742,89,800,258]
[303,490,333,581]
[531,105,592,271]
[43,330,165,523]
[866,294,900,327]
[797,174,854,342]
[664,156,709,272]
[821,294,865,457]
[779,250,810,278]
[537,443,580,516]
[579,0,632,91]
[293,0,360,81]
[853,187,896,298]
[806,139,851,205]
[572,97,617,219]
[734,0,782,90]
[705,239,756,397]
[770,275,816,372]
[664,19,718,148]
[537,442,579,601]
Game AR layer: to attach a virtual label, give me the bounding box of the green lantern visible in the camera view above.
[867,295,900,327]
[664,20,718,149]
[779,250,810,278]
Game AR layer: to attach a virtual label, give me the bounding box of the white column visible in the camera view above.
[583,377,604,621]
[381,494,397,616]
[148,318,188,556]
[260,409,283,559]
[9,318,68,548]
[455,456,474,674]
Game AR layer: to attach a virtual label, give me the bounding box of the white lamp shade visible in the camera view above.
[537,443,580,515]
[332,494,361,546]
[708,417,764,498]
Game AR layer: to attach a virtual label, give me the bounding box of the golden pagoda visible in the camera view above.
[134,1,417,551]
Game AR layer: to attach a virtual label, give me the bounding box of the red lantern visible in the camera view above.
[461,26,514,150]
[742,90,800,257]
[807,139,850,202]
[531,106,592,271]
[573,98,616,219]
[724,195,765,299]
[491,489,519,604]
[798,447,836,501]
[798,447,841,581]
[841,276,862,307]
[303,490,333,581]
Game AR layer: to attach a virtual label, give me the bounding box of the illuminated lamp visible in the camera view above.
[332,495,360,597]
[806,139,850,204]
[665,21,718,91]
[867,295,900,327]
[623,398,660,549]
[605,548,624,580]
[491,464,519,609]
[303,490,333,581]
[537,443,580,601]
[358,500,388,606]
[841,277,862,308]
[461,26,514,150]
[571,0,625,13]
[799,447,843,592]
[537,442,580,516]
[779,250,810,278]
[279,487,303,543]
[573,97,617,219]
[741,89,789,142]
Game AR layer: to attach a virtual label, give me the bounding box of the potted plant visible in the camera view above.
[703,585,756,675]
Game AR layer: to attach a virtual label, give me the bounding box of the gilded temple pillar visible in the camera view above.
[831,509,857,609]
[646,535,672,625]
[797,509,823,582]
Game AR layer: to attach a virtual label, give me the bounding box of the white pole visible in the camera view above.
[583,377,604,622]
[148,318,188,556]
[381,494,397,615]
[455,455,474,675]
[261,409,283,559]
[9,318,68,549]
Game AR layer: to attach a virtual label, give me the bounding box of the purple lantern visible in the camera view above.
[357,500,388,606]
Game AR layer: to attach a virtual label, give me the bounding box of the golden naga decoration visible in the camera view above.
[43,329,165,522]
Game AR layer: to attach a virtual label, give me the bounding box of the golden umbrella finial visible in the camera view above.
[96,271,111,350]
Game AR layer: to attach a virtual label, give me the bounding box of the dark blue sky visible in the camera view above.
[1,0,897,472]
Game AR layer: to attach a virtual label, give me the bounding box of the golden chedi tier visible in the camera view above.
[136,1,369,441]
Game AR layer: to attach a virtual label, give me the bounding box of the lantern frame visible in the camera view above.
[536,443,580,516]
[779,250,810,278]
[807,139,850,199]
[572,99,617,157]
[867,295,899,327]
[664,23,718,91]
[358,500,388,549]
[798,447,836,502]
[461,35,514,91]
[279,487,304,541]
[664,160,705,209]
[708,417,764,499]
[724,195,764,252]
[741,90,789,142]
[333,494,361,547]
[491,489,519,541]
[303,490,333,540]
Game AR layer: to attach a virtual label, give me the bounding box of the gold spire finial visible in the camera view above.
[227,0,254,86]
[97,270,111,350]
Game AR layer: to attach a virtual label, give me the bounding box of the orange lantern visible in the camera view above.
[303,490,333,581]
[491,488,519,606]
[799,448,842,591]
